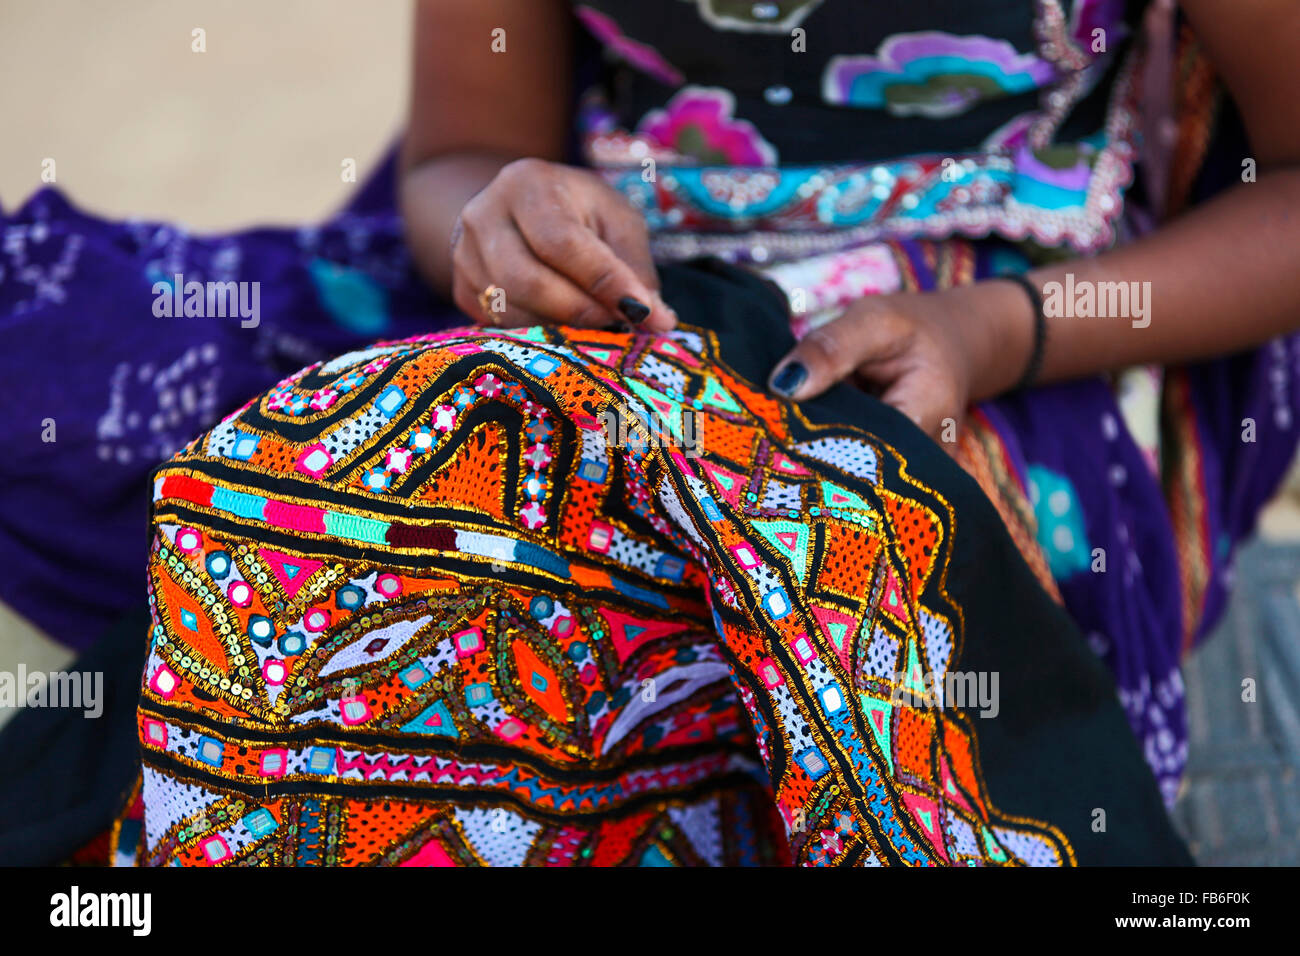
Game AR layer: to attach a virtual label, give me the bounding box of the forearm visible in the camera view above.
[963,166,1300,400]
[399,0,573,300]
[398,150,524,298]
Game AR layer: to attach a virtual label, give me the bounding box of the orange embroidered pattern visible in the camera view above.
[124,322,1073,866]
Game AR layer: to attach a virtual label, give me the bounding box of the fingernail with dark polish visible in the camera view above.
[618,297,651,324]
[770,361,807,398]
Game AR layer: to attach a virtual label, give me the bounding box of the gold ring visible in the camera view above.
[477,284,502,325]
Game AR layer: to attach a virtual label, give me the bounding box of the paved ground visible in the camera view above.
[2,0,1297,865]
[1172,540,1300,864]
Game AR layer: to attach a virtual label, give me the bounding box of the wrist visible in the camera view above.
[950,278,1037,401]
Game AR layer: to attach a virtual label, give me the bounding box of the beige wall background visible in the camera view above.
[0,0,411,721]
[2,0,1299,722]
[0,0,410,229]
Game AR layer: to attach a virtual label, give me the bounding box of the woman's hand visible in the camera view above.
[450,157,677,332]
[767,282,1031,445]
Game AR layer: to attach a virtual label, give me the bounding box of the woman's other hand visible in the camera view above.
[450,158,676,331]
[767,282,1031,446]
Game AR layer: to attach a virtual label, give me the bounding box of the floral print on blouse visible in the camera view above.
[572,0,1145,261]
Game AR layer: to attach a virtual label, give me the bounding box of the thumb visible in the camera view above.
[598,207,678,333]
[880,372,964,455]
[768,307,904,401]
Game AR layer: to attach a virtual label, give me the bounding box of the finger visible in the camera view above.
[481,227,623,328]
[450,236,491,324]
[513,210,675,333]
[451,236,505,326]
[452,231,554,329]
[880,375,963,455]
[452,245,550,329]
[878,379,932,434]
[768,307,909,401]
[453,273,550,329]
[597,206,678,329]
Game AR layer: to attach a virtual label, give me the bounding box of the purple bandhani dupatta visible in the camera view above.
[0,157,464,648]
[981,343,1300,805]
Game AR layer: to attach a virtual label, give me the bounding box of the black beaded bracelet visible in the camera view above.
[1000,273,1047,392]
